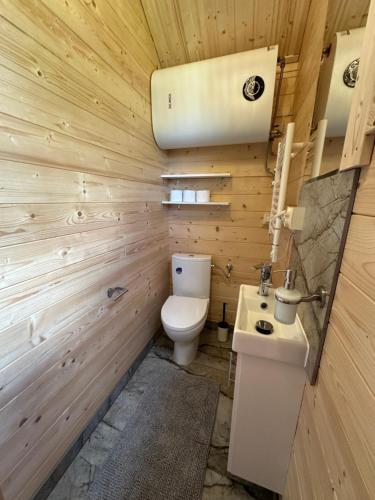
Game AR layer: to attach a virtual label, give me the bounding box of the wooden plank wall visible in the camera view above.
[284,154,375,500]
[340,0,375,170]
[320,137,345,175]
[286,0,329,206]
[166,63,297,324]
[286,0,369,202]
[271,0,330,276]
[0,1,169,499]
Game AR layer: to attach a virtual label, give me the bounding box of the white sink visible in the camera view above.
[233,284,308,367]
[229,284,309,492]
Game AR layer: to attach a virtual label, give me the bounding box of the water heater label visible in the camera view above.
[243,76,265,101]
[343,58,359,88]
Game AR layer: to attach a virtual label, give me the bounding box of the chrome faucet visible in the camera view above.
[252,263,272,296]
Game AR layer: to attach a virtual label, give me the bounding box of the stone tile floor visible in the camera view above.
[47,328,275,500]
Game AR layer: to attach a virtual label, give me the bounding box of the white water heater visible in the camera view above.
[314,28,365,137]
[151,46,278,149]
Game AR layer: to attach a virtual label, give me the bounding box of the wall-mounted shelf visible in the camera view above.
[161,173,231,206]
[162,201,230,206]
[161,172,231,179]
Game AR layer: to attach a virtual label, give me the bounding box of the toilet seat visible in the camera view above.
[161,295,209,332]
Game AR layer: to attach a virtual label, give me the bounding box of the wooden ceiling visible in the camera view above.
[325,0,369,46]
[141,0,369,68]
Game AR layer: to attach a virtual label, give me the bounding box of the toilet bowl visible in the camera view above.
[161,253,212,365]
[161,295,209,365]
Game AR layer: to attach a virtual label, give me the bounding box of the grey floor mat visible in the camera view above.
[87,359,219,500]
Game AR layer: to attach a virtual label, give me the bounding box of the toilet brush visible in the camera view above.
[217,302,229,342]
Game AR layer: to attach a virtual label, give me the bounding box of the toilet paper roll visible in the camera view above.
[170,189,183,202]
[196,190,210,203]
[183,190,196,203]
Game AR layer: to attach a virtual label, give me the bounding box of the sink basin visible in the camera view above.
[233,284,308,367]
[229,284,308,492]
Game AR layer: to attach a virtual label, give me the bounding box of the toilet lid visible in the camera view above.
[161,296,209,331]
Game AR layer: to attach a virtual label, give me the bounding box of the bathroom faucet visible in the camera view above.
[252,263,272,296]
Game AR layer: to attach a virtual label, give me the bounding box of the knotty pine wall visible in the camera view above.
[320,137,345,175]
[167,63,297,324]
[167,144,272,324]
[283,4,375,490]
[284,153,375,500]
[286,0,328,206]
[0,1,169,499]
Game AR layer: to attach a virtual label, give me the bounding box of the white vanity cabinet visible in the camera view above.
[227,285,308,494]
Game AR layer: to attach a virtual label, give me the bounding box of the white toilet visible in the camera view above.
[161,253,211,365]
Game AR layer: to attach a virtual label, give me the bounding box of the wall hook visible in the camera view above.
[107,287,128,301]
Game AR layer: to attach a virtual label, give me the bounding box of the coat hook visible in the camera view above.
[107,287,128,301]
